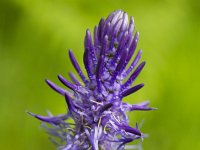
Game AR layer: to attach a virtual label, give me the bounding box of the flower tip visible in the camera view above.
[57,74,64,83]
[142,61,146,66]
[64,93,75,113]
[136,122,139,129]
[68,49,73,54]
[135,31,139,38]
[135,129,142,136]
[45,79,50,84]
[26,111,36,117]
[141,83,145,87]
[130,16,134,22]
[138,49,143,54]
[86,29,91,34]
[45,79,55,89]
[57,74,62,80]
[64,92,69,98]
[104,34,109,40]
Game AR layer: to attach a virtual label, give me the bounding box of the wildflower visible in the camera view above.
[29,10,156,150]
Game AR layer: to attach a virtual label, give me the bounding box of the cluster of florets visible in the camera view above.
[30,10,155,150]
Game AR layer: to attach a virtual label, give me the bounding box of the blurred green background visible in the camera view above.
[0,0,200,149]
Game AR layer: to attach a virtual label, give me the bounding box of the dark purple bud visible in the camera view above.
[120,13,128,32]
[110,31,129,66]
[126,32,139,63]
[68,72,81,86]
[85,29,97,66]
[122,61,146,90]
[96,35,108,93]
[97,18,105,42]
[28,112,68,125]
[64,93,77,114]
[128,16,135,34]
[117,138,134,150]
[122,101,157,112]
[83,46,93,80]
[58,74,76,91]
[130,105,157,111]
[111,19,123,37]
[69,50,88,84]
[124,49,142,78]
[110,48,128,85]
[45,79,71,96]
[121,84,144,97]
[118,124,141,136]
[99,103,113,114]
[94,26,99,47]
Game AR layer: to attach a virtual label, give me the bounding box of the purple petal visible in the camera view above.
[45,79,71,96]
[122,61,146,90]
[110,48,128,85]
[121,84,144,97]
[110,10,123,26]
[130,105,157,111]
[124,49,142,78]
[98,103,113,113]
[110,18,123,38]
[96,35,108,93]
[83,46,93,80]
[68,72,81,86]
[27,112,68,125]
[85,29,97,66]
[68,50,88,84]
[97,18,105,43]
[64,93,77,114]
[125,32,139,65]
[122,101,157,112]
[94,26,99,47]
[103,22,111,37]
[117,138,134,150]
[110,31,129,66]
[58,74,76,91]
[118,124,141,136]
[120,13,128,32]
[128,16,135,34]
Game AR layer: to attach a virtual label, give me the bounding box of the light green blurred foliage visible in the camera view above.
[0,0,200,149]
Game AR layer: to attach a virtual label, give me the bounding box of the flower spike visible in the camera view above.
[30,10,155,150]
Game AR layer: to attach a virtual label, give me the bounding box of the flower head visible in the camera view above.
[29,10,155,150]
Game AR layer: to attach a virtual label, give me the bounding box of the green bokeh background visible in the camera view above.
[1,0,200,149]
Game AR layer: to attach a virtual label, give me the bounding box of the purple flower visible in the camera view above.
[29,10,156,150]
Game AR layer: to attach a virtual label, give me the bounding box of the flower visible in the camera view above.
[29,10,156,150]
